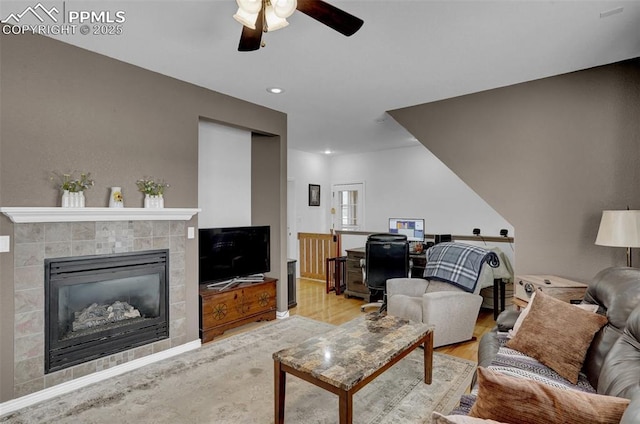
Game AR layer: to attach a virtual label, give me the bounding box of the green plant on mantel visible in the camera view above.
[51,171,95,192]
[136,177,169,196]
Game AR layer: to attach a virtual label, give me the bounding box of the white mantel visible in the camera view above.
[0,207,201,223]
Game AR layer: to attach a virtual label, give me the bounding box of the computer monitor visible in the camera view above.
[388,218,425,242]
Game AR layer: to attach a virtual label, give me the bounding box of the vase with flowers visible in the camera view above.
[51,171,95,208]
[136,177,169,208]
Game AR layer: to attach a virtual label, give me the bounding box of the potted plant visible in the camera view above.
[51,171,95,207]
[136,177,169,208]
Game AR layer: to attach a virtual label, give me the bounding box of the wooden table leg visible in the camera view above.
[274,360,286,424]
[338,390,353,424]
[423,331,433,384]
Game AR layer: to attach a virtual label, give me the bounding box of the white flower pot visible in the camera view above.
[144,194,164,208]
[62,191,85,208]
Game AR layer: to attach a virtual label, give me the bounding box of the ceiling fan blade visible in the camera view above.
[238,8,264,51]
[296,0,364,37]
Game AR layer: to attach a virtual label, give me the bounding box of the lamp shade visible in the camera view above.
[233,7,259,29]
[273,0,297,18]
[595,210,640,247]
[236,0,262,14]
[264,4,289,31]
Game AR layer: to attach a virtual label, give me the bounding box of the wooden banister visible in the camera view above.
[297,232,337,280]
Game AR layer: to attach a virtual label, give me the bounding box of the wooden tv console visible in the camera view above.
[199,277,277,343]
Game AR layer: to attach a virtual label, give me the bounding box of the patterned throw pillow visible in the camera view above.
[469,367,629,424]
[505,289,607,383]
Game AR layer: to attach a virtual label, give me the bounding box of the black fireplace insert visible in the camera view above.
[45,250,169,373]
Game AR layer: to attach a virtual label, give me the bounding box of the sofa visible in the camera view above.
[435,267,640,424]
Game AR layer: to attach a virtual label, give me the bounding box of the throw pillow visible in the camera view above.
[506,289,608,384]
[432,412,505,423]
[469,367,629,424]
[507,291,535,338]
[508,293,599,339]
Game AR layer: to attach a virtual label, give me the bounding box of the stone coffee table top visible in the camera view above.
[273,313,433,391]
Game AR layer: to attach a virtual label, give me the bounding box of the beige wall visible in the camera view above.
[0,31,287,401]
[390,59,640,282]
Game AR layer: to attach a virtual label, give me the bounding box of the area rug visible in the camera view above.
[1,316,475,424]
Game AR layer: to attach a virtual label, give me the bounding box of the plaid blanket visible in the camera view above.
[424,242,499,293]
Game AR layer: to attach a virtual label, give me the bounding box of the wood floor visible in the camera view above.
[289,278,496,363]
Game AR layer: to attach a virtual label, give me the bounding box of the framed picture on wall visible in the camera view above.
[308,184,321,206]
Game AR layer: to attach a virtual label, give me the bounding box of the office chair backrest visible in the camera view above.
[365,233,410,290]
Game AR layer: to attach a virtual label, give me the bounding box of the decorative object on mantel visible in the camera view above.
[51,171,94,208]
[136,177,169,209]
[109,187,124,208]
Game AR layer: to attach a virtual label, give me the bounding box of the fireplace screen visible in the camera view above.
[45,250,169,373]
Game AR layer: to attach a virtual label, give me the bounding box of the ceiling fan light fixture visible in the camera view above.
[236,0,262,14]
[264,3,289,31]
[273,0,297,18]
[233,8,259,29]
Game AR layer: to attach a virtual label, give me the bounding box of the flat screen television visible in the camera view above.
[199,225,270,284]
[388,218,425,242]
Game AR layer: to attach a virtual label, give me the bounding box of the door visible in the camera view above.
[332,183,365,231]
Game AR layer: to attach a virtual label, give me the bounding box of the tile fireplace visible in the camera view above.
[45,250,170,373]
[9,219,191,398]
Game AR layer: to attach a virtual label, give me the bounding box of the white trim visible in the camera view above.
[276,310,290,319]
[0,340,201,416]
[0,207,201,223]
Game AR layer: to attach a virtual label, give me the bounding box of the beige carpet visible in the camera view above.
[1,316,475,424]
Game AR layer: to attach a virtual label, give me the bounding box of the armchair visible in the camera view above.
[387,242,499,347]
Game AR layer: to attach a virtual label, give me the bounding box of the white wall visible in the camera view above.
[198,121,251,228]
[330,145,512,236]
[288,144,515,266]
[287,149,332,233]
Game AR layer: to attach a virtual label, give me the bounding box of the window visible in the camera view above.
[332,183,364,231]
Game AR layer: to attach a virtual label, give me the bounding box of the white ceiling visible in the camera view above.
[7,0,640,155]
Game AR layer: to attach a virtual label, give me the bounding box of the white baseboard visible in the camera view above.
[0,339,201,417]
[276,310,290,319]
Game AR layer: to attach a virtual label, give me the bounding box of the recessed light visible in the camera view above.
[600,6,623,18]
[267,87,284,94]
[324,149,332,155]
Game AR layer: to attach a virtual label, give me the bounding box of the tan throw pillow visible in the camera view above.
[508,293,599,339]
[432,412,505,423]
[469,367,629,424]
[506,288,608,383]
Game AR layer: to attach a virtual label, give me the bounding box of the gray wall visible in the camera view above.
[390,59,640,281]
[0,31,287,401]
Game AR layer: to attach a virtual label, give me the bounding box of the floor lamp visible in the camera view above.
[595,210,640,267]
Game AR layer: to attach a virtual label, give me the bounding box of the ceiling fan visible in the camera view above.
[233,0,364,51]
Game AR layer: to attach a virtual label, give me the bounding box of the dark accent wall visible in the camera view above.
[390,59,640,281]
[0,31,287,401]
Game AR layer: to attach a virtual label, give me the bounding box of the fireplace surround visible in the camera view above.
[7,218,195,399]
[45,250,170,373]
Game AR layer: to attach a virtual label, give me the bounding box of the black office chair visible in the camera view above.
[360,233,410,313]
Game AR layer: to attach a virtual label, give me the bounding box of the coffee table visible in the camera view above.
[273,313,434,424]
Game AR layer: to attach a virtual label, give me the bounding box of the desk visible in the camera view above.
[343,247,427,300]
